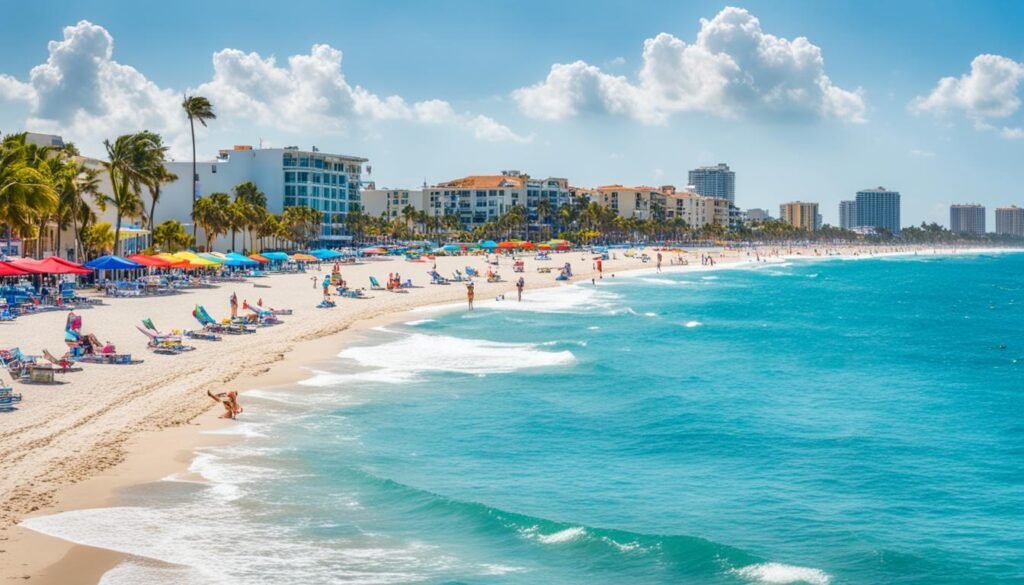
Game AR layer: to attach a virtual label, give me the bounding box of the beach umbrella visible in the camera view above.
[310,248,343,259]
[199,253,226,264]
[84,255,143,271]
[441,244,461,252]
[248,254,270,263]
[520,241,536,249]
[497,241,517,249]
[225,252,260,266]
[481,240,498,249]
[173,251,219,267]
[360,247,386,255]
[153,253,197,268]
[0,261,29,276]
[260,251,289,262]
[128,254,175,268]
[291,253,318,261]
[537,243,552,250]
[12,257,93,275]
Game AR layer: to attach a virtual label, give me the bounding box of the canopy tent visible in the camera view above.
[12,257,93,275]
[291,253,318,262]
[481,240,498,249]
[225,252,260,266]
[0,261,30,276]
[248,254,270,264]
[360,247,386,255]
[310,248,343,259]
[173,252,219,267]
[260,252,289,262]
[441,244,462,252]
[84,255,143,271]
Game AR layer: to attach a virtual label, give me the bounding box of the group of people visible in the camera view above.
[466,276,526,310]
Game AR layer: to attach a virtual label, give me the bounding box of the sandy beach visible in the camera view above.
[0,244,1008,583]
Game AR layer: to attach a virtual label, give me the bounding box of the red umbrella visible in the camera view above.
[128,254,177,268]
[0,261,30,276]
[12,257,93,275]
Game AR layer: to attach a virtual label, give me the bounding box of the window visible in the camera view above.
[284,172,296,182]
[298,186,308,197]
[297,172,309,182]
[312,173,321,184]
[299,158,310,167]
[283,156,296,167]
[285,185,296,196]
[314,159,324,169]
[211,165,217,174]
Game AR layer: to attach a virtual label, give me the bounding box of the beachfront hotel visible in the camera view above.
[416,171,573,230]
[360,187,429,220]
[779,201,821,231]
[855,187,901,235]
[159,145,368,249]
[949,204,986,235]
[995,206,1024,237]
[688,164,736,205]
[839,200,857,229]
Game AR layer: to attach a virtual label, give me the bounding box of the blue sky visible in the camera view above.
[2,0,1023,226]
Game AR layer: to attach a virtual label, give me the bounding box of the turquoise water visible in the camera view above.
[25,252,1024,584]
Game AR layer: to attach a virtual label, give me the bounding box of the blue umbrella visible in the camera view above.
[225,252,260,266]
[442,244,461,252]
[84,255,143,270]
[261,252,290,262]
[481,240,498,249]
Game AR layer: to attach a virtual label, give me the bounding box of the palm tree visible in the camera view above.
[101,133,157,255]
[232,181,267,251]
[81,221,114,258]
[193,192,231,251]
[153,219,191,252]
[182,95,217,240]
[283,206,322,250]
[0,133,57,257]
[136,131,176,237]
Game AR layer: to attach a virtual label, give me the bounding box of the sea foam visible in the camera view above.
[733,562,832,585]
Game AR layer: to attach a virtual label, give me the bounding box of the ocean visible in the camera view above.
[24,251,1024,584]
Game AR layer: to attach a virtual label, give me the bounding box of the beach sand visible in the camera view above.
[0,244,996,583]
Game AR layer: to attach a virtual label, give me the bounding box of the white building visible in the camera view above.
[949,204,986,236]
[361,188,428,220]
[839,200,857,229]
[995,206,1024,237]
[420,171,572,230]
[160,145,368,249]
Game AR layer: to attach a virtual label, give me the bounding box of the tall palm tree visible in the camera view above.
[182,95,217,240]
[232,181,266,251]
[136,132,176,238]
[101,133,156,255]
[193,192,231,251]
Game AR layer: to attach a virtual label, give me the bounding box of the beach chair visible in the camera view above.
[465,267,479,277]
[513,260,525,273]
[369,276,385,290]
[242,301,282,326]
[317,299,336,308]
[137,325,195,354]
[428,271,450,285]
[42,349,82,372]
[0,385,20,412]
[450,271,466,282]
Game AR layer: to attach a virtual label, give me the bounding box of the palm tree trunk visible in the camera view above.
[189,115,197,241]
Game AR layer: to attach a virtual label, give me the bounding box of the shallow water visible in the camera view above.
[24,252,1024,584]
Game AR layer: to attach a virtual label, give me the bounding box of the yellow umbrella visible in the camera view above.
[291,253,318,261]
[173,251,219,267]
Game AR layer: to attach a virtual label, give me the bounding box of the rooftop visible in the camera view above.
[436,175,528,189]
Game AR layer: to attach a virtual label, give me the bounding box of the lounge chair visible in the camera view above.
[42,349,82,372]
[317,299,336,308]
[369,276,385,290]
[0,384,20,412]
[242,301,282,326]
[137,326,195,354]
[465,267,479,277]
[428,271,450,285]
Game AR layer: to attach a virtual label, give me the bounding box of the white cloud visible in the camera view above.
[512,7,865,124]
[911,54,1024,138]
[0,21,526,157]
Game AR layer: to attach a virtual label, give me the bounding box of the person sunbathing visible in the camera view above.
[208,390,243,419]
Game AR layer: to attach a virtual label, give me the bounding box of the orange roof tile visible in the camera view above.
[437,175,527,189]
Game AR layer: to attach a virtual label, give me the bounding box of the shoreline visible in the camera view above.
[2,244,1018,583]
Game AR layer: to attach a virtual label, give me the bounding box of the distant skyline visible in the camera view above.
[1,0,1023,226]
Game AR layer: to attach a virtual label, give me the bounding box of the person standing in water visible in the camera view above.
[466,281,475,310]
[516,277,525,301]
[656,252,662,273]
[208,390,243,419]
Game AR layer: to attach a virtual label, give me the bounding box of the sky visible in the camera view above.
[2,0,1024,226]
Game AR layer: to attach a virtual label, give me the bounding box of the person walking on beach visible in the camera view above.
[656,252,662,273]
[208,390,243,419]
[322,275,331,298]
[466,282,475,311]
[229,292,238,318]
[516,277,525,301]
[311,275,317,289]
